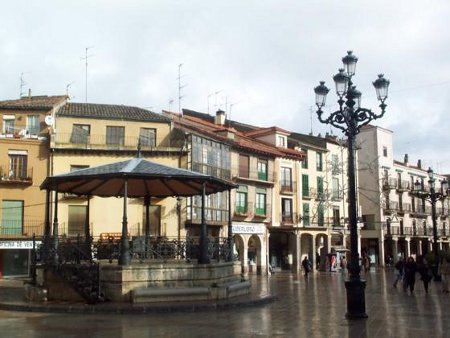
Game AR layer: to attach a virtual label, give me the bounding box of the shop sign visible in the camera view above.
[232,223,265,234]
[0,241,41,249]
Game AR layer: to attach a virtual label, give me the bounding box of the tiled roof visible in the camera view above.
[168,111,304,160]
[57,103,170,123]
[0,95,68,110]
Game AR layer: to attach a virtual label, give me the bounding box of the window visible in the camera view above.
[302,203,310,226]
[239,154,249,178]
[70,124,90,144]
[8,151,28,180]
[277,135,285,147]
[318,204,325,226]
[302,174,309,197]
[280,167,292,191]
[332,177,340,199]
[331,154,340,175]
[68,205,87,237]
[257,159,268,181]
[1,200,23,235]
[235,186,248,214]
[317,177,324,197]
[316,152,323,171]
[383,146,388,157]
[2,115,15,134]
[106,126,125,146]
[256,188,267,216]
[301,149,308,169]
[333,206,340,227]
[139,128,156,147]
[27,115,40,135]
[281,198,293,223]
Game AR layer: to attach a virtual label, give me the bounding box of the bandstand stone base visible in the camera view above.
[101,260,248,303]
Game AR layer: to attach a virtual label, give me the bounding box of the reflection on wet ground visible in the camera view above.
[1,269,450,337]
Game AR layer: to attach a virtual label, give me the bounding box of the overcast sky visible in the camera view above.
[1,1,449,173]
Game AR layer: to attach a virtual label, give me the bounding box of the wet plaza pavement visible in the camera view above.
[1,268,450,337]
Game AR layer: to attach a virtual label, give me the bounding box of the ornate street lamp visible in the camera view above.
[412,168,449,280]
[314,51,390,319]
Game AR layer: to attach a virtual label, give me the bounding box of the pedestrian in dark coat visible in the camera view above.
[393,257,404,288]
[302,256,312,277]
[417,256,432,293]
[403,256,418,293]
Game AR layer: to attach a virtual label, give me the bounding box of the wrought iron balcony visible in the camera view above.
[0,166,33,185]
[281,212,297,225]
[382,178,397,190]
[397,180,411,192]
[280,180,296,194]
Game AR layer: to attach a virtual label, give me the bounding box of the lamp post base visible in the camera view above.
[345,278,368,319]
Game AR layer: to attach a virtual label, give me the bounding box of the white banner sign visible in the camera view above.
[232,223,265,234]
[0,241,41,249]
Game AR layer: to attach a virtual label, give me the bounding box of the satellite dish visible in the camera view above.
[44,115,54,126]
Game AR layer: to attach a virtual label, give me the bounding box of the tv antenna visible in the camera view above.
[81,46,94,103]
[19,72,29,98]
[66,81,75,97]
[177,63,187,114]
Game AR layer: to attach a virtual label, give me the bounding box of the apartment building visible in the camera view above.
[166,109,305,274]
[50,102,181,239]
[0,95,67,277]
[288,132,353,269]
[357,125,449,265]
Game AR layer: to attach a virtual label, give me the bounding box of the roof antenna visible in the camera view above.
[20,72,28,98]
[81,46,94,103]
[177,63,187,115]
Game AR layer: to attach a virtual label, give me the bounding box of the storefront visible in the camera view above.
[0,240,40,278]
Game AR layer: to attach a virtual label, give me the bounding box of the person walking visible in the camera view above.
[403,256,418,293]
[302,256,312,278]
[441,257,450,293]
[393,257,404,288]
[417,255,432,293]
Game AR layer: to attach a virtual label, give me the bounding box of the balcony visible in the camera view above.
[401,203,412,213]
[382,201,399,214]
[232,168,274,184]
[0,166,33,185]
[0,220,45,238]
[382,178,397,190]
[437,207,449,219]
[0,128,44,140]
[396,180,410,192]
[234,202,253,217]
[280,180,296,194]
[410,205,428,218]
[192,163,231,180]
[253,203,271,219]
[331,190,343,201]
[51,133,172,152]
[280,212,297,225]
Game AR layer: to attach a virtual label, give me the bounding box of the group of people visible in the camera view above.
[393,255,450,293]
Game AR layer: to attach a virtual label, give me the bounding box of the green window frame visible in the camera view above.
[318,204,325,226]
[257,159,268,181]
[317,176,324,197]
[235,186,248,214]
[302,203,310,226]
[302,174,309,197]
[256,188,267,216]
